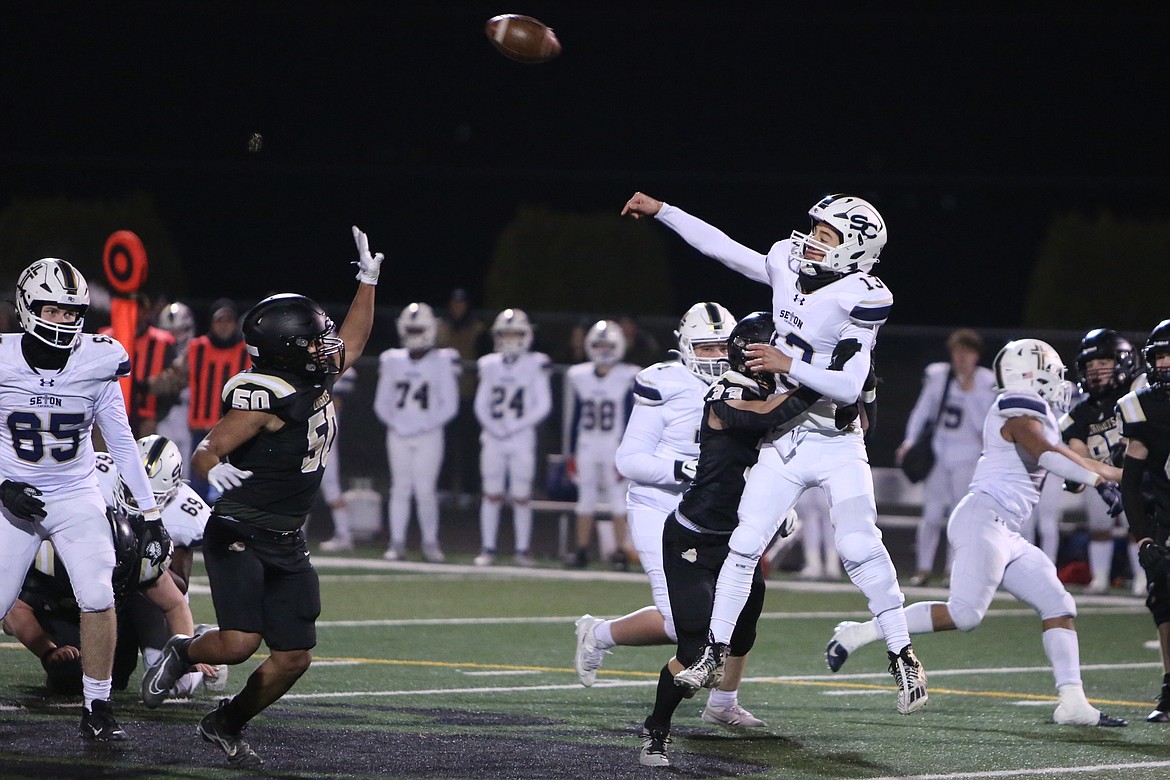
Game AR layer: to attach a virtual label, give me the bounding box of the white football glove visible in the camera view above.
[207,462,253,492]
[352,225,384,286]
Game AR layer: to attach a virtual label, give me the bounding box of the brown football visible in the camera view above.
[485,14,561,64]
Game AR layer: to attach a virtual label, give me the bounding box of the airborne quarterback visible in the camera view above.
[623,191,925,715]
[141,226,379,768]
[0,258,171,741]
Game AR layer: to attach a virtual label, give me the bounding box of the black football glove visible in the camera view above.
[828,339,862,371]
[1138,539,1168,573]
[1095,480,1124,518]
[1063,479,1086,494]
[835,402,860,430]
[0,480,46,522]
[674,459,698,483]
[137,516,174,587]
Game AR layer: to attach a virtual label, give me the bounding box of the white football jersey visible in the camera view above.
[474,351,552,440]
[968,389,1060,523]
[616,361,708,514]
[567,361,640,454]
[0,333,154,508]
[904,363,999,464]
[656,206,889,433]
[373,347,461,437]
[93,451,209,548]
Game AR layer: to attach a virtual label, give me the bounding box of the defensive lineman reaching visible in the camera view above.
[0,258,171,740]
[622,191,926,714]
[827,339,1128,728]
[141,227,378,767]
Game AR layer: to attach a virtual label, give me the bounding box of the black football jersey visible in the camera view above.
[679,373,819,533]
[1117,386,1170,522]
[1060,379,1143,465]
[217,368,337,523]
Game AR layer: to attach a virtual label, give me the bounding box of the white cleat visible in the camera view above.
[473,551,495,567]
[1054,701,1128,727]
[888,645,928,715]
[319,537,353,552]
[574,615,608,687]
[701,703,768,731]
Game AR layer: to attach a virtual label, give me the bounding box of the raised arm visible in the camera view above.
[337,226,381,374]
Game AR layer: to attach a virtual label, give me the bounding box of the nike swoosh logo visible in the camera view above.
[146,649,179,696]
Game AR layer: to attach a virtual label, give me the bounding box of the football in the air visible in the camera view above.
[485,14,561,64]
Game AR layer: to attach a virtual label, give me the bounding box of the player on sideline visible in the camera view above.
[141,226,379,767]
[564,319,639,569]
[1117,319,1170,722]
[827,339,1128,728]
[0,258,171,741]
[1061,328,1146,594]
[622,191,925,715]
[577,302,769,730]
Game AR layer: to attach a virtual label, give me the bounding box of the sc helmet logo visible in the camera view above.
[848,212,882,240]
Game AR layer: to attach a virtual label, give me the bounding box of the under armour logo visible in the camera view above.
[39,378,55,387]
[793,294,805,305]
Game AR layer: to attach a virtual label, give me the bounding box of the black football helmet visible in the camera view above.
[727,311,777,394]
[107,507,142,597]
[1073,328,1136,400]
[243,293,344,377]
[1143,319,1170,388]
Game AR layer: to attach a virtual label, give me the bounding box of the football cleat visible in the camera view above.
[674,637,728,692]
[319,537,354,552]
[199,699,263,767]
[473,551,494,567]
[1146,707,1170,723]
[574,614,609,687]
[513,552,535,567]
[79,699,128,741]
[701,703,768,731]
[1053,701,1128,727]
[826,620,865,672]
[638,727,671,767]
[888,644,928,714]
[142,633,192,708]
[422,543,446,563]
[382,546,405,562]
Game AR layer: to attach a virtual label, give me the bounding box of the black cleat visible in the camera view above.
[199,699,263,767]
[80,699,128,741]
[638,727,671,766]
[1095,712,1129,727]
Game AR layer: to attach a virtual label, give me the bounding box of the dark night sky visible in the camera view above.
[1,1,1166,327]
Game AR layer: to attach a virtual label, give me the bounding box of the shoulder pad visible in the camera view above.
[532,352,552,372]
[476,353,497,372]
[847,276,893,328]
[222,371,297,412]
[996,390,1049,419]
[633,362,701,406]
[75,334,132,380]
[1116,390,1145,426]
[705,372,761,403]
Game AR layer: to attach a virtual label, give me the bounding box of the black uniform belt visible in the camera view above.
[214,514,302,542]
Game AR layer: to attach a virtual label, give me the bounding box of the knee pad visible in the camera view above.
[75,581,115,613]
[947,598,986,632]
[729,524,768,560]
[831,496,882,566]
[1036,589,1078,622]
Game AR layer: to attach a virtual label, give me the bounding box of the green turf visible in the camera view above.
[0,560,1165,779]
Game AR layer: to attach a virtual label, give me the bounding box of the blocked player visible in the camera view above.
[827,339,1128,728]
[0,258,171,741]
[638,314,858,766]
[623,191,925,715]
[473,309,552,566]
[577,302,768,730]
[565,320,639,569]
[1117,319,1170,722]
[373,302,460,561]
[141,226,378,767]
[1061,328,1146,594]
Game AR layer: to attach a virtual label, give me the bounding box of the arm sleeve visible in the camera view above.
[568,394,583,455]
[94,381,157,512]
[786,338,871,403]
[903,370,940,444]
[712,386,821,431]
[1038,449,1100,487]
[435,360,460,428]
[1122,454,1154,541]
[615,404,681,487]
[372,359,394,427]
[655,204,770,285]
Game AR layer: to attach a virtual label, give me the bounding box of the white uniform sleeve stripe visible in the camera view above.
[223,372,296,399]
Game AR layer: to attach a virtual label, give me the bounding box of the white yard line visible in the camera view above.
[866,762,1170,779]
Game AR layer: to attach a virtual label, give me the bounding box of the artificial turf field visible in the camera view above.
[1,553,1167,779]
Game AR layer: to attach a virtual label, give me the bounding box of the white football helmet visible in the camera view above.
[993,338,1075,412]
[397,302,437,350]
[114,435,185,515]
[157,302,195,345]
[789,194,887,276]
[15,258,90,348]
[584,319,626,367]
[675,302,737,381]
[492,308,533,357]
